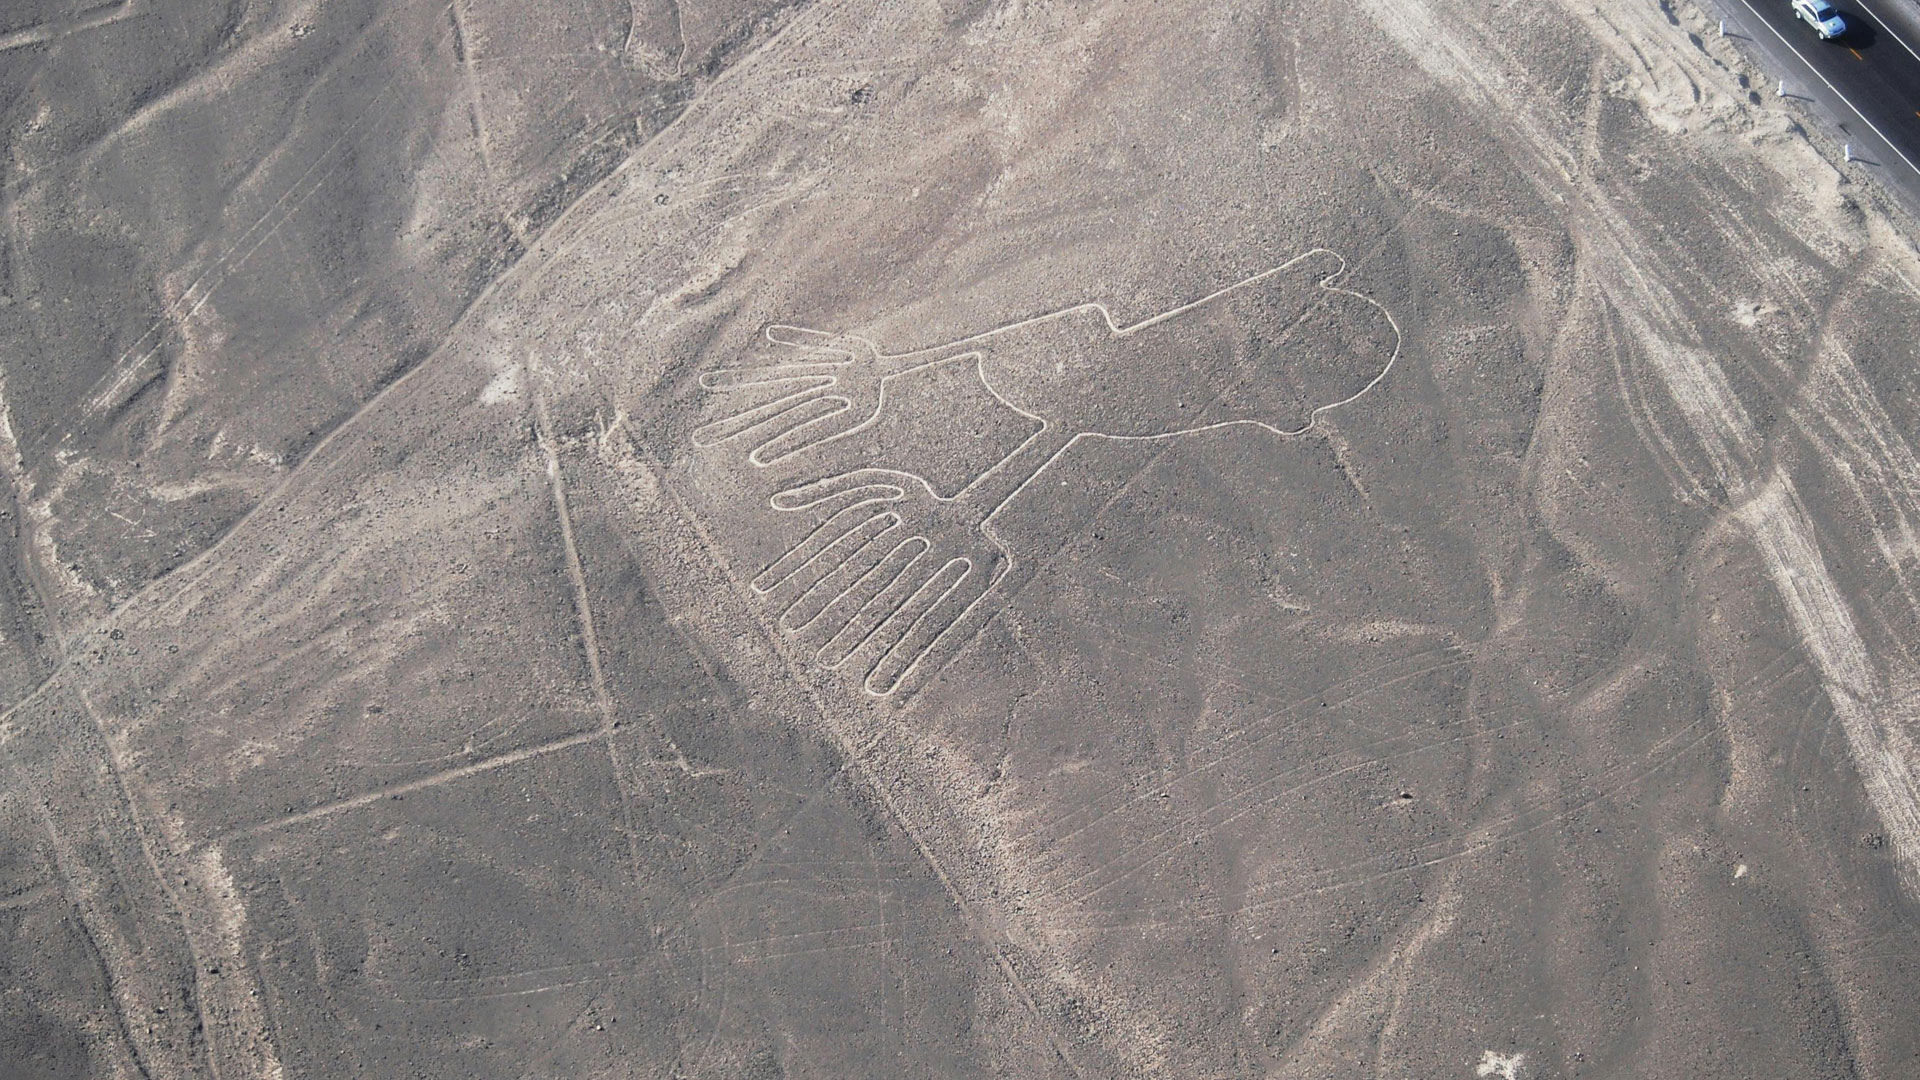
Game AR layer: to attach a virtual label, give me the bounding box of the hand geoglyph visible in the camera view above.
[697,249,1403,696]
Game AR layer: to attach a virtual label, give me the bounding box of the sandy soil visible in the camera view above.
[3,0,1919,1077]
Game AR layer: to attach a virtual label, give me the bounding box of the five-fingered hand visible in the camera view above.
[752,469,1029,697]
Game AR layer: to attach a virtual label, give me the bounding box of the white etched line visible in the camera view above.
[0,0,137,52]
[210,728,606,842]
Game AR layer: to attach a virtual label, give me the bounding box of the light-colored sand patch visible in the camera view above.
[479,362,522,405]
[1477,1049,1528,1079]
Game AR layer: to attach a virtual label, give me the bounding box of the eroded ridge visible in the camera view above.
[698,250,1403,695]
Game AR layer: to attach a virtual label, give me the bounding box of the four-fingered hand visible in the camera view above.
[695,326,962,466]
[751,467,1032,697]
[700,250,1401,468]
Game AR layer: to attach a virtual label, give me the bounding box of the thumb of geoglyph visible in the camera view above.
[978,250,1397,439]
[1198,252,1401,435]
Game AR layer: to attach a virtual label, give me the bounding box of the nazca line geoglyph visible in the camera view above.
[696,249,1403,696]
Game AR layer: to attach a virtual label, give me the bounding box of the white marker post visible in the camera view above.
[1779,78,1787,97]
[1846,143,1854,162]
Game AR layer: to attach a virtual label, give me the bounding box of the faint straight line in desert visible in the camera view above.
[530,386,666,899]
[25,797,199,1080]
[514,0,854,295]
[533,393,617,732]
[1738,480,1920,878]
[1024,646,1627,878]
[69,691,229,1080]
[0,881,52,911]
[0,0,141,52]
[446,0,499,198]
[84,79,411,419]
[75,0,467,422]
[1032,713,1546,906]
[535,388,705,780]
[212,727,606,843]
[0,362,69,655]
[1076,722,1718,933]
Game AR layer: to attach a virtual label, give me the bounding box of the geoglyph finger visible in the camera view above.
[765,325,879,359]
[770,471,906,515]
[865,558,982,695]
[867,557,1005,695]
[735,396,853,462]
[748,398,873,465]
[835,557,969,691]
[692,385,840,447]
[754,503,895,594]
[795,532,926,655]
[780,514,905,631]
[699,366,840,391]
[817,539,934,667]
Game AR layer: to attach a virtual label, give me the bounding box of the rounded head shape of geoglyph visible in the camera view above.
[971,249,1399,440]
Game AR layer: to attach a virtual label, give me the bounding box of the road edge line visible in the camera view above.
[1734,0,1920,175]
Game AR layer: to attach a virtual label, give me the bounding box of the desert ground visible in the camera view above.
[3,0,1920,1077]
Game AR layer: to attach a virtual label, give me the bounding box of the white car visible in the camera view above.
[1793,0,1848,39]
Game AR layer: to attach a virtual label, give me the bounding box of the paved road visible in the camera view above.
[1724,0,1920,194]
